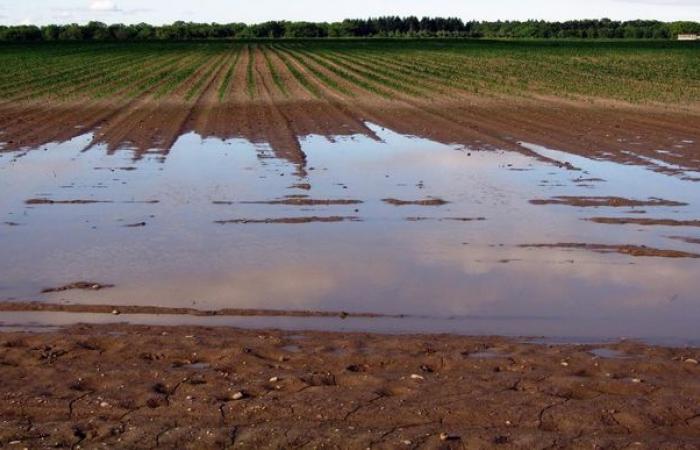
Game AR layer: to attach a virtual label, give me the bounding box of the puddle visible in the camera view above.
[183,362,210,370]
[1,126,700,343]
[467,349,513,359]
[281,344,301,353]
[590,348,629,359]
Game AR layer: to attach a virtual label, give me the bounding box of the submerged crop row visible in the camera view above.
[0,40,698,106]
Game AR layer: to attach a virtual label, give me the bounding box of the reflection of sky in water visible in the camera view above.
[1,126,699,343]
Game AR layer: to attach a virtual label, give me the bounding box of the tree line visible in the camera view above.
[1,17,699,42]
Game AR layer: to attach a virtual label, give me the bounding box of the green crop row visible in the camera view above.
[0,40,697,105]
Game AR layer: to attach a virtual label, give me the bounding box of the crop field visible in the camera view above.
[1,39,699,174]
[0,40,699,105]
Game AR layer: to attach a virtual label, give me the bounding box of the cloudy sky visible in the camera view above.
[0,0,698,26]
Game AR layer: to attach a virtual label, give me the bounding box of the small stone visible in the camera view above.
[99,401,110,408]
[560,361,569,367]
[410,374,424,380]
[439,432,459,441]
[231,391,245,400]
[111,309,120,315]
[269,377,280,383]
[684,358,698,364]
[402,440,412,445]
[631,378,642,383]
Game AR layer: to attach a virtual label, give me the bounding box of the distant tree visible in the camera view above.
[284,21,328,38]
[0,17,698,42]
[58,24,84,41]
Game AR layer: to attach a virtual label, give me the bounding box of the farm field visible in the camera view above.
[1,40,699,171]
[2,39,700,449]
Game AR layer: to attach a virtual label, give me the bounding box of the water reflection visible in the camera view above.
[1,125,699,342]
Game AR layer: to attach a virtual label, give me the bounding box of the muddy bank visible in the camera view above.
[586,217,700,227]
[520,243,700,258]
[214,216,361,225]
[382,198,450,206]
[0,302,391,319]
[2,96,699,179]
[529,196,687,208]
[0,323,698,449]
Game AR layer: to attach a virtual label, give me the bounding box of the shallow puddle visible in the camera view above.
[1,124,699,343]
[589,348,630,359]
[467,349,513,359]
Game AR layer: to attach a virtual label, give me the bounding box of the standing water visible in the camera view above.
[1,124,699,344]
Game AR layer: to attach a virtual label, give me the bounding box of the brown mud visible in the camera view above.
[0,302,388,319]
[2,84,699,179]
[0,324,698,449]
[214,216,362,225]
[382,198,450,206]
[529,196,687,208]
[520,243,700,259]
[586,217,700,227]
[667,236,700,245]
[235,199,363,206]
[25,199,113,205]
[40,283,115,294]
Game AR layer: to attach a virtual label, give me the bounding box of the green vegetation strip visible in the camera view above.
[0,40,698,105]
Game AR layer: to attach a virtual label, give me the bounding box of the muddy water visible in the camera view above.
[1,125,699,343]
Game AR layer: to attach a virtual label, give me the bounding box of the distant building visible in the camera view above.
[677,34,699,41]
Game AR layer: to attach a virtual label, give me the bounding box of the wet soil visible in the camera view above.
[667,236,700,245]
[382,198,450,206]
[213,216,362,225]
[520,243,700,259]
[237,199,363,206]
[2,96,699,179]
[0,324,698,449]
[529,196,687,208]
[40,283,115,294]
[0,302,388,319]
[586,217,700,227]
[25,199,113,205]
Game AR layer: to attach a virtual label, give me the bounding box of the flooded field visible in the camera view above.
[2,124,699,344]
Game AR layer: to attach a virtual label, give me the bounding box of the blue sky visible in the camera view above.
[0,0,698,26]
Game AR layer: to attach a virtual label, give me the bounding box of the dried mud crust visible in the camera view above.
[0,324,698,449]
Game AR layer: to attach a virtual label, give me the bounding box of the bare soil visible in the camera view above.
[529,197,687,208]
[214,216,362,225]
[40,283,115,294]
[382,198,450,206]
[237,199,363,206]
[0,324,698,449]
[520,243,700,258]
[586,217,700,227]
[2,95,699,180]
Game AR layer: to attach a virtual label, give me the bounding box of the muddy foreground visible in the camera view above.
[0,324,699,449]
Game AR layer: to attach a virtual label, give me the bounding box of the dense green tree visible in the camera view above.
[0,17,698,42]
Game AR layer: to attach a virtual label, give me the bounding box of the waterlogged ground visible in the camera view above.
[1,124,699,344]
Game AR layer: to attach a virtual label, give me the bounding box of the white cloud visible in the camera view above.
[88,1,120,12]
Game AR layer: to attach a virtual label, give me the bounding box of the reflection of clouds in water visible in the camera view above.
[406,234,699,311]
[3,130,700,341]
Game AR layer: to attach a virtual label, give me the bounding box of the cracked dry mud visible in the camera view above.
[0,324,699,449]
